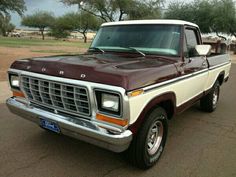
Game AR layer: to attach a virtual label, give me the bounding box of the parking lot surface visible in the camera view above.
[0,64,236,177]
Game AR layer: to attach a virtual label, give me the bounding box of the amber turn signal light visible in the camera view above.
[128,89,144,97]
[13,91,25,98]
[96,113,128,127]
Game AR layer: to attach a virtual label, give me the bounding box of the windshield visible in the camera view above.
[91,24,181,56]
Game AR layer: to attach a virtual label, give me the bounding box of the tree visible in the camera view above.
[50,13,77,39]
[212,0,236,38]
[0,0,25,37]
[51,12,100,42]
[165,0,236,39]
[0,0,26,17]
[21,11,55,40]
[6,23,15,35]
[0,15,15,36]
[61,0,164,22]
[78,12,101,42]
[164,2,195,23]
[128,1,163,20]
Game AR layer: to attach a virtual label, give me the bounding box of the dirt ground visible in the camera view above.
[0,46,87,81]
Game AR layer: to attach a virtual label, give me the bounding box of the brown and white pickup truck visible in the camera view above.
[6,20,231,169]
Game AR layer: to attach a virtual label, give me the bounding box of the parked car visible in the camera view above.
[6,20,231,169]
[10,32,21,37]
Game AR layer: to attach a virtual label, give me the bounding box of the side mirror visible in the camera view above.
[195,45,211,56]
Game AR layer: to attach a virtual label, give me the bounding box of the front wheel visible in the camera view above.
[127,107,168,169]
[200,80,220,112]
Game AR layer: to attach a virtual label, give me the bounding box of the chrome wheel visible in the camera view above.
[147,120,164,156]
[200,81,220,113]
[127,107,167,169]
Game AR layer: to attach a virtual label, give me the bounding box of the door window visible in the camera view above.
[185,29,199,57]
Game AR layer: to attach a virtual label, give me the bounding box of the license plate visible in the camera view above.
[40,118,60,133]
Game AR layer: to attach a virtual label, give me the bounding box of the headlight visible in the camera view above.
[95,90,121,116]
[101,93,119,112]
[9,74,20,89]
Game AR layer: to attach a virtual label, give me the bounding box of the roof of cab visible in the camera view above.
[101,19,199,28]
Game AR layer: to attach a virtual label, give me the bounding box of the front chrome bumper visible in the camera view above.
[6,98,132,152]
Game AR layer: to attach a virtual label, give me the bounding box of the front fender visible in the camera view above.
[128,92,176,134]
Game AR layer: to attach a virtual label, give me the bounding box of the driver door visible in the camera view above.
[181,27,208,101]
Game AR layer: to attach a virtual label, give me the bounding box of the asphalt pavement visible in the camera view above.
[0,64,236,177]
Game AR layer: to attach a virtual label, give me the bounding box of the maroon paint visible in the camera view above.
[11,52,179,91]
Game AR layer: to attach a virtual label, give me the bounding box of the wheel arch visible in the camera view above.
[217,71,225,86]
[128,92,176,134]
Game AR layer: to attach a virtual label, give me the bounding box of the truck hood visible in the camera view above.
[10,53,179,91]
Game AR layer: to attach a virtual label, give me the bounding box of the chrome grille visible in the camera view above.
[21,76,91,117]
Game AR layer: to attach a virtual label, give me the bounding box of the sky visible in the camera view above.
[11,0,78,28]
[11,0,182,28]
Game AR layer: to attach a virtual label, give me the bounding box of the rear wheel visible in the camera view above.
[200,80,220,112]
[127,107,168,169]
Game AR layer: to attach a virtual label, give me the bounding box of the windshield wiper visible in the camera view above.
[126,47,146,57]
[89,47,105,54]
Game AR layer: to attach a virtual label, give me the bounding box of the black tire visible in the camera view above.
[200,80,220,112]
[127,107,168,169]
